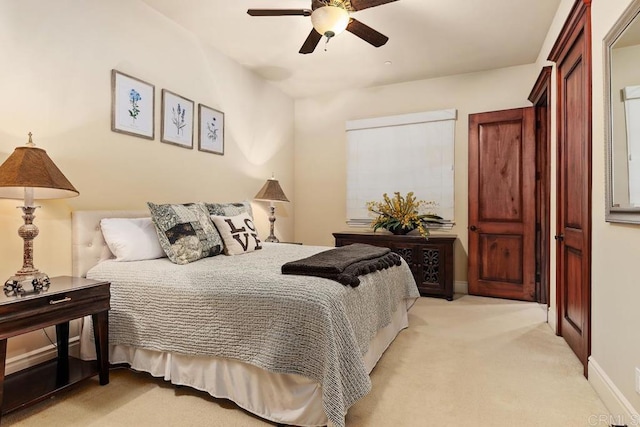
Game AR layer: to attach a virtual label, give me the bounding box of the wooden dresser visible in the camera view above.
[333,232,456,300]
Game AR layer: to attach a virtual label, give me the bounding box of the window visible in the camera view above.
[624,86,640,206]
[346,109,456,226]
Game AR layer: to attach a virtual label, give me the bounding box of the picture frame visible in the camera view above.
[161,89,194,149]
[111,70,155,140]
[198,104,225,155]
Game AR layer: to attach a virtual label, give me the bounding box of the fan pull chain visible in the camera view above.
[324,35,331,51]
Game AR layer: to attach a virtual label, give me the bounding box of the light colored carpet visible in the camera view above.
[3,295,608,426]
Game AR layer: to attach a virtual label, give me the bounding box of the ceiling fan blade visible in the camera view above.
[247,9,312,17]
[346,18,389,47]
[349,0,398,11]
[299,29,322,54]
[311,0,325,10]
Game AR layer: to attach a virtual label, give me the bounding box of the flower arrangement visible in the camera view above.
[366,192,443,238]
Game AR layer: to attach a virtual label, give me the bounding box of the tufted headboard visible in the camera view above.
[72,210,148,278]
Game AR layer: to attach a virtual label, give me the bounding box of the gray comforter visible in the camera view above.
[87,243,419,427]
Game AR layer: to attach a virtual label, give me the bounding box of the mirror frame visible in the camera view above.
[604,0,640,223]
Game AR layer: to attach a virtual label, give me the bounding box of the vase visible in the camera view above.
[391,227,412,235]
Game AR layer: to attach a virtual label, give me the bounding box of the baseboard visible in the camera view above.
[454,280,468,295]
[547,306,557,333]
[589,357,640,425]
[5,337,80,376]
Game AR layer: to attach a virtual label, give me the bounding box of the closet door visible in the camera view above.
[548,0,592,377]
[529,66,552,306]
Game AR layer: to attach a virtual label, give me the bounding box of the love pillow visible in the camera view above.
[210,212,262,255]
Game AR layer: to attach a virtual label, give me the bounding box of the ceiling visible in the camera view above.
[141,0,561,99]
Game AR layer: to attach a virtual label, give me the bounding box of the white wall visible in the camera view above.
[590,0,640,417]
[293,64,539,282]
[0,0,294,364]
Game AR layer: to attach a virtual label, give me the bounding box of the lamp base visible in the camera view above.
[265,204,280,243]
[4,272,50,296]
[265,235,280,243]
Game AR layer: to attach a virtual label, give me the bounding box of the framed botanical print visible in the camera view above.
[161,89,194,149]
[111,70,155,140]
[198,104,225,155]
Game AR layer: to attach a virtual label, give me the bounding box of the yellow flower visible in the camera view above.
[367,192,442,238]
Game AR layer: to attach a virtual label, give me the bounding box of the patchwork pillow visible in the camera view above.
[210,212,262,255]
[100,217,166,262]
[205,200,253,219]
[147,202,223,264]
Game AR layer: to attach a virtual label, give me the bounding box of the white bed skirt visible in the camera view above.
[81,298,415,426]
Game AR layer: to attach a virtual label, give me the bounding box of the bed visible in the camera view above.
[72,210,420,427]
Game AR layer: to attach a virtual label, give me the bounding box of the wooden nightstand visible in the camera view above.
[0,276,110,420]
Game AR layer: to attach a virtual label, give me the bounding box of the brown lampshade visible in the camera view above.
[254,178,289,202]
[0,143,79,200]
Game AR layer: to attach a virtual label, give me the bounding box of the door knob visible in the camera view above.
[554,234,564,241]
[469,225,477,231]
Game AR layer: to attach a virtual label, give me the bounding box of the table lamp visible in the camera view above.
[254,174,289,243]
[0,133,79,295]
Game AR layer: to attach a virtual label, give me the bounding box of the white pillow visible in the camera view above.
[210,212,262,255]
[100,217,166,261]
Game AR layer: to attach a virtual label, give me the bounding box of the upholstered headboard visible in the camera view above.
[72,210,148,278]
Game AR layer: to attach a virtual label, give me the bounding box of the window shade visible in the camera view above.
[346,109,456,226]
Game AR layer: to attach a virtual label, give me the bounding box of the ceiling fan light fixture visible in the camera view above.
[311,6,350,38]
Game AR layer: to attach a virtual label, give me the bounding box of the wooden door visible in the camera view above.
[529,66,553,306]
[468,108,536,301]
[548,0,592,376]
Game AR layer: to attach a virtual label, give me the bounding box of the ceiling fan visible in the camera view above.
[247,0,398,54]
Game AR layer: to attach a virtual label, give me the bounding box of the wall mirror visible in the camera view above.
[605,0,640,223]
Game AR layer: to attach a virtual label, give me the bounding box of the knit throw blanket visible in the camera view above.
[281,243,402,287]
